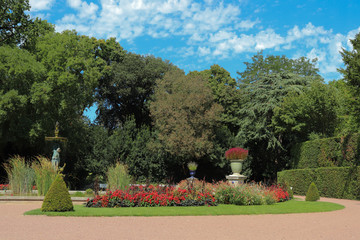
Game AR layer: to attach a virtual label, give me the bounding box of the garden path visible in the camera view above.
[0,197,359,240]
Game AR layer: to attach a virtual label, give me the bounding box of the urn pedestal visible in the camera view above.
[226,159,247,186]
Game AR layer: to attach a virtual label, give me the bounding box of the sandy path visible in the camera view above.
[1,197,360,240]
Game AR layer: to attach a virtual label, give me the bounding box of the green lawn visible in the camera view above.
[25,199,344,217]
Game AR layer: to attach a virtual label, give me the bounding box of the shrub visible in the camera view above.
[106,162,132,191]
[3,156,35,194]
[32,156,57,196]
[306,182,320,201]
[278,167,360,200]
[41,173,74,212]
[85,188,93,195]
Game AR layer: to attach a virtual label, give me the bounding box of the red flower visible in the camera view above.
[225,147,249,160]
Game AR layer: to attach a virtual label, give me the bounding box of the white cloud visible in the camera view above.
[29,0,55,11]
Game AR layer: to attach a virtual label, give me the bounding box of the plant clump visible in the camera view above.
[187,162,198,171]
[41,173,74,212]
[225,147,249,160]
[305,182,320,201]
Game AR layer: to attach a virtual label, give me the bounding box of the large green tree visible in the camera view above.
[150,69,223,170]
[237,53,321,181]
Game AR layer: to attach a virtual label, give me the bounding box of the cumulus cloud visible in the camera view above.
[29,0,55,11]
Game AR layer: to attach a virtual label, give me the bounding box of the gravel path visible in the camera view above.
[1,197,360,240]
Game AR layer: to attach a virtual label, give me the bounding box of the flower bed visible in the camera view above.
[85,181,290,208]
[85,185,217,208]
[0,184,9,190]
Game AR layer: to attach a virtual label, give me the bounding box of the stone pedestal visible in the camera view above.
[226,174,247,186]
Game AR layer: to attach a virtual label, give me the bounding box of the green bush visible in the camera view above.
[32,156,57,196]
[278,167,360,200]
[291,133,360,169]
[106,162,132,191]
[41,173,74,212]
[4,156,35,194]
[305,182,320,201]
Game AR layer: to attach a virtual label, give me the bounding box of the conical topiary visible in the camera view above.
[305,182,320,201]
[41,173,74,212]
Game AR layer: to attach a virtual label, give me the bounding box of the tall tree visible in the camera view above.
[150,69,223,165]
[338,32,360,129]
[96,52,174,129]
[237,53,321,181]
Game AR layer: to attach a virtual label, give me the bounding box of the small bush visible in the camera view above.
[306,182,320,201]
[41,173,74,212]
[85,188,93,195]
[106,162,132,191]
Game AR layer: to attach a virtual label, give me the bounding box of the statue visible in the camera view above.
[51,147,61,169]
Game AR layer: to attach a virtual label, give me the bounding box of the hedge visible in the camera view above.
[290,134,360,169]
[277,167,360,200]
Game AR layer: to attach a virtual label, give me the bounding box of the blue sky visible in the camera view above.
[28,0,360,120]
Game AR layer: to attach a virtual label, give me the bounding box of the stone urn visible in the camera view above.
[230,159,244,176]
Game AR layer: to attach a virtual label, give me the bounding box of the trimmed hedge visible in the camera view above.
[305,182,320,201]
[277,167,360,200]
[290,134,360,169]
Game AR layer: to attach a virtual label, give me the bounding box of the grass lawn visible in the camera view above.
[25,199,344,217]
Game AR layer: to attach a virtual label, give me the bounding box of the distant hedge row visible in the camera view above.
[277,167,360,200]
[290,134,360,169]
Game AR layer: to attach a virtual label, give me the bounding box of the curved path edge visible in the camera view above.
[1,196,359,240]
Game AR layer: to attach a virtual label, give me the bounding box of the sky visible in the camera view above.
[27,0,360,120]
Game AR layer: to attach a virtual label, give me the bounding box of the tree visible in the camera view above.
[272,81,339,144]
[237,53,321,180]
[238,51,321,85]
[190,64,242,132]
[0,0,31,46]
[96,52,174,129]
[338,32,360,128]
[150,69,223,164]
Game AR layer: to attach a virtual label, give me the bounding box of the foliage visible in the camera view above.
[305,182,320,201]
[338,32,360,127]
[0,0,31,46]
[190,64,242,132]
[291,133,360,169]
[277,167,360,200]
[32,156,57,196]
[0,184,9,190]
[272,81,339,143]
[150,69,223,162]
[85,184,216,208]
[106,162,132,191]
[3,156,35,194]
[41,173,74,212]
[225,147,248,160]
[96,51,174,129]
[187,162,198,171]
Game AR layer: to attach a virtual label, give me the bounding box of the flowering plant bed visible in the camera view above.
[225,147,249,160]
[85,185,217,208]
[0,184,9,190]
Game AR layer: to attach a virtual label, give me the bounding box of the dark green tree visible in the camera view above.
[96,52,174,129]
[237,53,321,180]
[0,0,31,46]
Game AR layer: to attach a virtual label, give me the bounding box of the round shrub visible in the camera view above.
[305,182,320,201]
[41,173,74,212]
